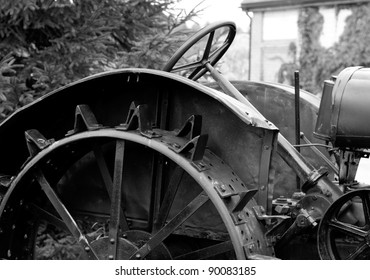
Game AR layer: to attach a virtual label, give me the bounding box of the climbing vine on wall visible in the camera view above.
[297,7,325,94]
[298,3,370,94]
[323,4,370,74]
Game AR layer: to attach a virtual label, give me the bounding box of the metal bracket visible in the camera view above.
[216,189,258,225]
[257,131,275,214]
[232,189,258,213]
[229,189,257,225]
[214,181,238,198]
[252,205,290,222]
[301,166,329,193]
[169,134,209,171]
[0,174,12,188]
[25,129,54,156]
[174,115,202,139]
[116,101,160,139]
[66,104,103,136]
[265,217,293,246]
[274,208,317,250]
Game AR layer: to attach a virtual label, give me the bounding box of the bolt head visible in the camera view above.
[37,138,46,145]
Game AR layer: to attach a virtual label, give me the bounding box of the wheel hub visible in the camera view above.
[124,230,172,260]
[90,230,172,260]
[90,237,138,260]
[318,189,370,259]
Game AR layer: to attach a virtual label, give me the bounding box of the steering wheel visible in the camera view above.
[163,21,236,81]
[318,189,370,259]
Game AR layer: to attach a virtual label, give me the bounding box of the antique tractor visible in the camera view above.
[0,21,369,260]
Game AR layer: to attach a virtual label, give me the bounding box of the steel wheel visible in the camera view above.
[163,21,236,81]
[0,123,264,259]
[318,189,370,259]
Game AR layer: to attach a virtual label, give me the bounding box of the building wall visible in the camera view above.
[249,6,352,84]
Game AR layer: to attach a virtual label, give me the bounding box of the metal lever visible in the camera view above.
[252,205,290,221]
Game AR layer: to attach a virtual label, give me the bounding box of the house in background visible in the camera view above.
[241,0,370,84]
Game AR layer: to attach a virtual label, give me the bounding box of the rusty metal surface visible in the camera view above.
[2,18,370,260]
[0,69,276,175]
[207,80,332,198]
[0,69,280,259]
[0,128,275,259]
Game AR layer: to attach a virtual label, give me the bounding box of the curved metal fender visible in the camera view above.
[0,69,279,259]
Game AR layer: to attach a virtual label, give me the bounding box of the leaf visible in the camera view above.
[0,0,197,120]
[0,91,7,102]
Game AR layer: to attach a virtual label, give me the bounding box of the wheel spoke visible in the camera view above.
[29,203,68,232]
[152,167,184,233]
[148,154,164,231]
[191,68,209,81]
[345,241,369,260]
[129,191,209,259]
[34,169,98,259]
[189,66,207,80]
[328,219,367,238]
[189,35,230,81]
[202,31,215,60]
[108,140,125,260]
[209,42,229,63]
[93,146,129,231]
[171,60,203,73]
[175,240,233,260]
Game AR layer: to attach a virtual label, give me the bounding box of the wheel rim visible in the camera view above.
[0,128,259,260]
[318,189,370,260]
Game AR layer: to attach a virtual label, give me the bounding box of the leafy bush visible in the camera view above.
[0,0,196,121]
[297,6,325,93]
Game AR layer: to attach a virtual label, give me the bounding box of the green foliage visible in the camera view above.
[298,3,370,93]
[321,4,370,77]
[297,7,325,93]
[36,222,82,260]
[0,0,195,121]
[0,53,31,118]
[277,42,298,85]
[35,219,107,259]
